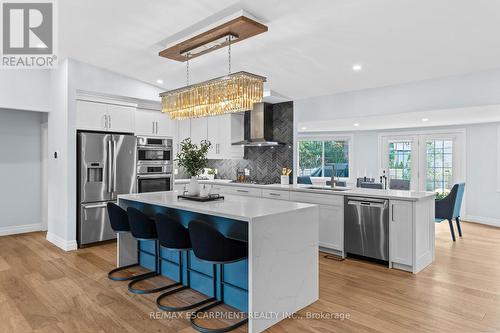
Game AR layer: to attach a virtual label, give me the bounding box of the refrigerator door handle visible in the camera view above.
[113,139,117,193]
[107,140,113,193]
[82,203,109,209]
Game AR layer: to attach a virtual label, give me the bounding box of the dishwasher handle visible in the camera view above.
[347,200,386,209]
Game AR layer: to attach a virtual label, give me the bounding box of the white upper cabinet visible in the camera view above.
[76,100,135,133]
[190,117,208,146]
[135,108,174,137]
[175,119,191,155]
[207,114,244,159]
[106,104,135,133]
[172,113,244,160]
[76,100,108,131]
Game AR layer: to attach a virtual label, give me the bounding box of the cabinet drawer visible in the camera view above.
[262,189,290,200]
[289,191,343,206]
[208,184,228,194]
[224,186,262,197]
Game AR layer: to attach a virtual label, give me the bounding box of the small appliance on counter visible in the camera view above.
[77,132,137,247]
[136,136,173,193]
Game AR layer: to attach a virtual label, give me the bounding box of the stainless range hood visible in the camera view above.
[232,102,285,147]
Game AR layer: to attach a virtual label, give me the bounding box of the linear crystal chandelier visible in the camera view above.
[160,35,266,120]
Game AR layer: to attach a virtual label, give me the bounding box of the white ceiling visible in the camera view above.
[59,0,500,100]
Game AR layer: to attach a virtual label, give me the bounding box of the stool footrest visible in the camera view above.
[108,263,149,281]
[128,273,182,294]
[190,301,248,333]
[157,287,217,312]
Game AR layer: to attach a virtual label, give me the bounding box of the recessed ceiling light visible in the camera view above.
[301,126,307,130]
[156,79,164,84]
[352,64,363,72]
[422,118,429,122]
[353,123,360,127]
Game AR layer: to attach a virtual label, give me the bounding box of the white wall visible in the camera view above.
[295,70,500,227]
[0,70,51,112]
[295,69,500,123]
[0,109,46,235]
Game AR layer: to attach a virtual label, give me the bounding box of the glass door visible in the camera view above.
[382,136,419,190]
[424,139,454,194]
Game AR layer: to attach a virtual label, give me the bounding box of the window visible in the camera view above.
[388,141,412,181]
[426,139,453,193]
[298,140,350,178]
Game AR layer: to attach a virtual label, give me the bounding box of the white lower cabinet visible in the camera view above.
[389,200,413,266]
[262,189,290,200]
[223,186,262,198]
[289,191,344,254]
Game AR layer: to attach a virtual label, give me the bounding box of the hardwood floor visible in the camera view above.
[0,221,499,333]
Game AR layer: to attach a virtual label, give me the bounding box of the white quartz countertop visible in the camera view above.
[174,179,435,201]
[118,191,317,222]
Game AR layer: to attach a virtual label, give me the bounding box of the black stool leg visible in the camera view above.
[448,219,456,241]
[157,251,217,312]
[190,264,248,333]
[128,240,182,294]
[455,217,463,237]
[109,240,156,281]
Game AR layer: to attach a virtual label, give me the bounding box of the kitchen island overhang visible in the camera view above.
[117,192,319,333]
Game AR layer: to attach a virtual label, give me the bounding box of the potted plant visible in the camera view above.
[176,138,211,196]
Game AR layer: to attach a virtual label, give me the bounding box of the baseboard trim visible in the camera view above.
[463,215,500,228]
[0,223,42,236]
[46,232,78,251]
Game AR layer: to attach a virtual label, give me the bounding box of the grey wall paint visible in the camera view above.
[206,102,294,184]
[0,109,44,231]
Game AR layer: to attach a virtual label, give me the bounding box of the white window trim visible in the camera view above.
[295,133,354,183]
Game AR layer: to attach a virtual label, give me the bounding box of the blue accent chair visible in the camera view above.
[435,183,465,241]
[297,176,312,185]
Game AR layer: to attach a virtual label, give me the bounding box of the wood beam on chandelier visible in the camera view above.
[159,16,268,62]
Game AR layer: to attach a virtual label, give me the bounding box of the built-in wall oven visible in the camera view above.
[136,136,173,193]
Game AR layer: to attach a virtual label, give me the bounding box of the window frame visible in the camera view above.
[296,134,354,183]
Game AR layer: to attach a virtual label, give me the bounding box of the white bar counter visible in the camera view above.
[117,191,319,333]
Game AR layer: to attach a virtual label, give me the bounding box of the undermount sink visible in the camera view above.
[304,186,350,191]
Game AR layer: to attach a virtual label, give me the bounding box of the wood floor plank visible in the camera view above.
[0,221,498,332]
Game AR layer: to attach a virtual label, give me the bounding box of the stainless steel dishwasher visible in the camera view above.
[344,197,389,261]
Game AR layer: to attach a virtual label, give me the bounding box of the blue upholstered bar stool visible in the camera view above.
[107,203,154,281]
[127,207,182,294]
[188,220,248,333]
[155,213,217,312]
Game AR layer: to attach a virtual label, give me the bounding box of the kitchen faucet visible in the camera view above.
[330,163,337,188]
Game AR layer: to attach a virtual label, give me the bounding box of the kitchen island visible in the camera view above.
[175,179,436,274]
[117,191,319,333]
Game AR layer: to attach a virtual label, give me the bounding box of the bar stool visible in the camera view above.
[107,203,154,281]
[127,207,182,294]
[155,213,217,312]
[188,219,248,333]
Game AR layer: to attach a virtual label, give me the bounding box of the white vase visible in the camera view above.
[187,176,200,196]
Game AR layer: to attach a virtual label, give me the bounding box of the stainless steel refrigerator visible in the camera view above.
[78,132,137,246]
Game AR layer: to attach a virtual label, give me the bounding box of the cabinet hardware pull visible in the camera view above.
[237,189,249,193]
[104,115,108,129]
[153,122,155,134]
[392,204,395,221]
[108,115,112,129]
[269,193,280,196]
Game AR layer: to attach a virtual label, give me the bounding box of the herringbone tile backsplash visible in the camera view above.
[177,102,294,184]
[207,102,293,184]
